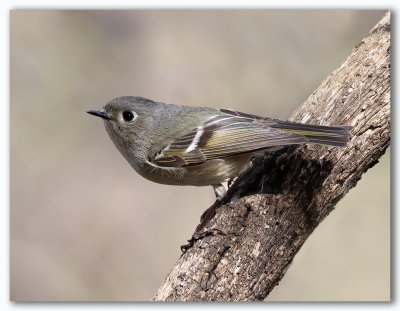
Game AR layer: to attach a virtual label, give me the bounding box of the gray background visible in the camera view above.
[10,10,389,301]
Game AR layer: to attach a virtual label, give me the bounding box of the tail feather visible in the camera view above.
[271,120,353,147]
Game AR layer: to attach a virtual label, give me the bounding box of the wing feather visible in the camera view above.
[153,115,307,168]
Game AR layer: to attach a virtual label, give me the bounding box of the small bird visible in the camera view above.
[88,96,352,198]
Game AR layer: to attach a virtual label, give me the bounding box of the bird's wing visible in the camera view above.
[220,108,353,147]
[153,114,307,168]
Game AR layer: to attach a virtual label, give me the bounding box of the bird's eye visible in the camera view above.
[122,111,135,122]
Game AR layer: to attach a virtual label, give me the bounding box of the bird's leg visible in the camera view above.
[198,183,225,221]
[227,177,236,188]
[197,183,226,222]
[181,183,227,252]
[212,183,226,200]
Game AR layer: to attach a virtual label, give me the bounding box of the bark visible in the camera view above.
[153,11,391,301]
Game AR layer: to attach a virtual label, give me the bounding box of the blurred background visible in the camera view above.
[10,10,389,301]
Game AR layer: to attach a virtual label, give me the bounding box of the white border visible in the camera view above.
[1,1,397,310]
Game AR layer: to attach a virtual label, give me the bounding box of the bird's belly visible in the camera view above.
[142,154,253,186]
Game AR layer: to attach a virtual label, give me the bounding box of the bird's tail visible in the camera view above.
[271,120,353,147]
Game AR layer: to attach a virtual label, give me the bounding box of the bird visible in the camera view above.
[88,96,352,199]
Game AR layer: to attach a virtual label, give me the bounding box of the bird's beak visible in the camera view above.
[87,110,110,120]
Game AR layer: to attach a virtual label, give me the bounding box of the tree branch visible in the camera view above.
[153,11,390,301]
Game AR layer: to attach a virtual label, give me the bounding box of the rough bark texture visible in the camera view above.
[153,12,390,301]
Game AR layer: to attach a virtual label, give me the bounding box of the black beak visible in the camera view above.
[87,110,110,120]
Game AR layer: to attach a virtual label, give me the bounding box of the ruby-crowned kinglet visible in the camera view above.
[88,96,352,196]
